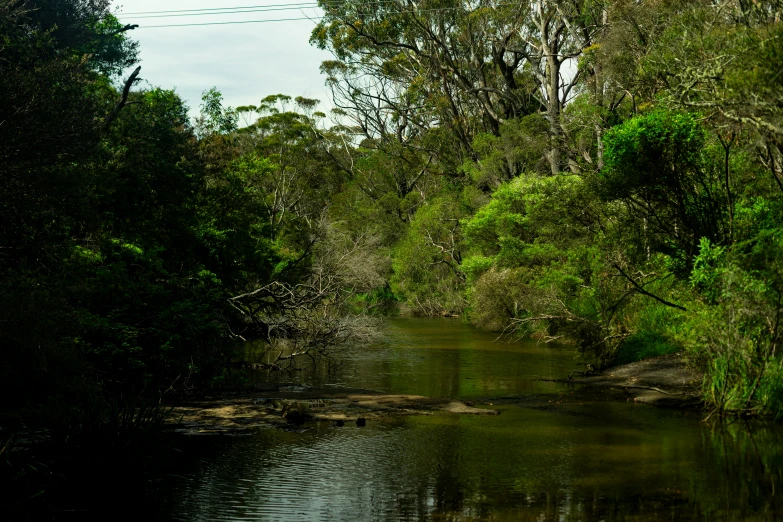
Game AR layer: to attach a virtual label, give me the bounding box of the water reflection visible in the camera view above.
[164,319,783,521]
[246,317,577,398]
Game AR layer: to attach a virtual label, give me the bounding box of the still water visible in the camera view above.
[161,318,783,521]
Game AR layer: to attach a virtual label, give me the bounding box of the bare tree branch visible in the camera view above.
[104,66,141,129]
[611,263,687,311]
[105,24,138,37]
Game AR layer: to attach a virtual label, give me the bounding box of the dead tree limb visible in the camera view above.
[537,379,680,395]
[621,385,678,396]
[106,24,139,37]
[612,263,687,311]
[104,66,141,129]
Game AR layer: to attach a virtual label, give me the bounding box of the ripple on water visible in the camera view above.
[165,319,783,521]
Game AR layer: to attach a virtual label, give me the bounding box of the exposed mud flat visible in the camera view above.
[169,386,498,435]
[168,354,703,435]
[563,352,703,408]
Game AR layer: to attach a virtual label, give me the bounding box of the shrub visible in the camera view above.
[681,236,783,417]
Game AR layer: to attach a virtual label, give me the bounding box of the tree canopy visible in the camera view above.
[2,0,783,433]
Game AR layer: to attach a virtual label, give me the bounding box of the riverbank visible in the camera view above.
[563,352,703,408]
[169,353,703,434]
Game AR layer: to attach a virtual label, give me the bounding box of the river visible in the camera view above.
[159,318,783,521]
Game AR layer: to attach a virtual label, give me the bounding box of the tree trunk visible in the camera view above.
[546,49,562,175]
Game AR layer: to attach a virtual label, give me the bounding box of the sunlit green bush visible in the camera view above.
[681,236,783,417]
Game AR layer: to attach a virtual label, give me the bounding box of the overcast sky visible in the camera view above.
[114,1,333,117]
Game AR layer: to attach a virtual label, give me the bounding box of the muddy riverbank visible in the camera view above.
[170,386,499,435]
[169,353,703,434]
[559,352,703,407]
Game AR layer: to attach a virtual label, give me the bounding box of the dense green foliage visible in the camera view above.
[3,0,783,472]
[307,0,783,418]
[0,1,357,433]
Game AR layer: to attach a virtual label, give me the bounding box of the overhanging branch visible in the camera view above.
[612,263,687,311]
[106,24,139,37]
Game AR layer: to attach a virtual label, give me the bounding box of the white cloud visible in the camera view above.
[115,0,333,116]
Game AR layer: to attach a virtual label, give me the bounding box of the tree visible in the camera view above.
[229,222,385,368]
[313,0,544,165]
[391,194,469,315]
[599,110,728,269]
[313,0,606,175]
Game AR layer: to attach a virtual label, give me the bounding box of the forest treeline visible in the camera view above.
[310,0,783,418]
[1,0,783,442]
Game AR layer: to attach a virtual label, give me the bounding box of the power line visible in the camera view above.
[137,15,324,27]
[129,6,322,19]
[123,3,320,17]
[128,4,516,28]
[121,3,315,15]
[120,1,402,16]
[124,1,410,19]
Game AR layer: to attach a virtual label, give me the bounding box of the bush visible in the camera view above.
[467,268,537,331]
[681,236,783,417]
[613,331,680,366]
[391,195,468,316]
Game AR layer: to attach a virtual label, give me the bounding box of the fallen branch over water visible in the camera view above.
[619,384,678,396]
[536,378,680,396]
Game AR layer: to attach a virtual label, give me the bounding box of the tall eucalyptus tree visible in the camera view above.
[312,0,606,175]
